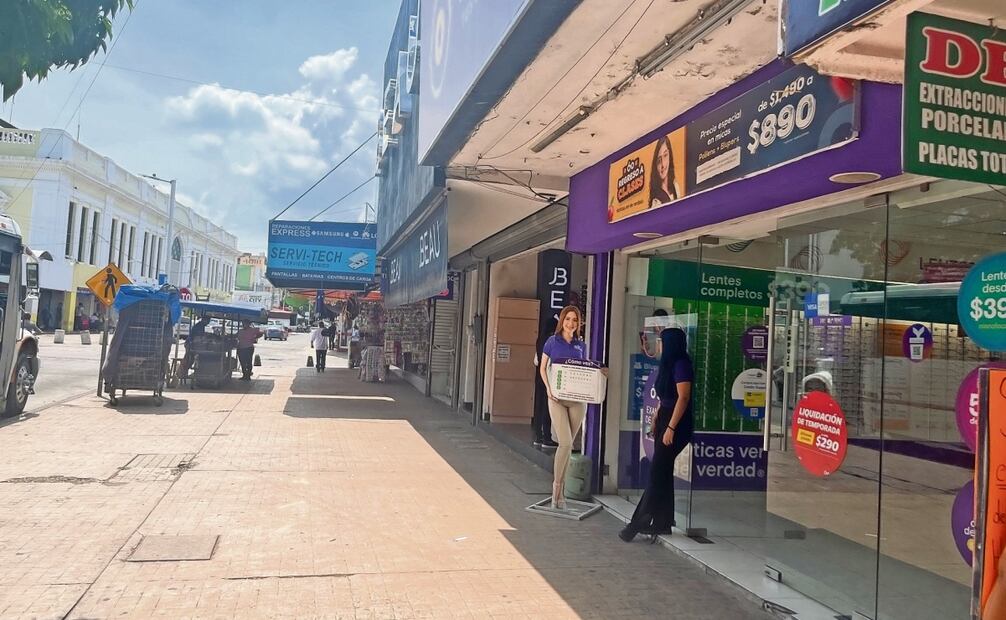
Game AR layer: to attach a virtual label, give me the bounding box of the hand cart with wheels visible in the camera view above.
[102,286,180,406]
[169,300,268,390]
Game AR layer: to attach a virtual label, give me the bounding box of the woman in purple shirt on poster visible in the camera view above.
[539,305,589,509]
[620,327,694,542]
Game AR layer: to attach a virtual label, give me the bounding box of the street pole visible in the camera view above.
[97,310,109,397]
[165,179,177,285]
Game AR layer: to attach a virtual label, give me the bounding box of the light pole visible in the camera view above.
[140,174,177,285]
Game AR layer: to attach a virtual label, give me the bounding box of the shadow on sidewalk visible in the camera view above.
[169,378,276,396]
[105,395,190,414]
[284,365,767,619]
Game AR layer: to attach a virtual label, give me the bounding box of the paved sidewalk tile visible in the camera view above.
[0,346,769,619]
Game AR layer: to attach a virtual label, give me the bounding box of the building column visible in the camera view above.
[63,290,76,332]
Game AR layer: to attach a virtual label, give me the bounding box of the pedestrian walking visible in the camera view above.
[619,327,694,543]
[235,320,262,381]
[538,305,589,510]
[310,321,328,373]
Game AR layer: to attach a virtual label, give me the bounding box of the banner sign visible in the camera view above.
[783,0,890,56]
[958,252,1006,351]
[266,221,377,290]
[975,368,1006,615]
[537,248,572,335]
[904,13,1006,185]
[384,202,448,308]
[419,0,529,162]
[792,391,848,477]
[607,64,859,223]
[647,259,774,308]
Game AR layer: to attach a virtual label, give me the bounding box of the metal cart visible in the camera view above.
[104,298,173,406]
[170,300,269,390]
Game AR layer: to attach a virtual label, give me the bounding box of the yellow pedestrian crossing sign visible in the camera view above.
[86,263,131,307]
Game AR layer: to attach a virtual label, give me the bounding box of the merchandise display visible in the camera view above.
[384,300,431,377]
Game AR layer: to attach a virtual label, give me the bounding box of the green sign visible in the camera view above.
[904,13,1006,183]
[958,252,1006,351]
[647,260,773,307]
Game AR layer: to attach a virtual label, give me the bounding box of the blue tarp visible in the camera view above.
[180,300,269,323]
[112,285,181,325]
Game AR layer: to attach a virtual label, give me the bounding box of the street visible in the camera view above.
[0,335,768,619]
[26,335,106,414]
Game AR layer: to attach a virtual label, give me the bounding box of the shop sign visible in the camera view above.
[690,433,767,492]
[266,221,377,290]
[804,292,830,318]
[731,369,767,419]
[956,363,1006,452]
[607,64,858,223]
[647,259,773,308]
[383,203,448,308]
[952,480,975,566]
[627,354,659,421]
[742,326,769,363]
[810,315,852,327]
[958,252,1006,351]
[537,249,572,330]
[902,323,933,362]
[783,0,890,56]
[419,0,529,162]
[903,13,1006,185]
[976,369,1006,612]
[792,391,848,477]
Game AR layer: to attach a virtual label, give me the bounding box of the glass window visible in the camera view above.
[65,202,76,258]
[77,206,89,261]
[89,212,100,265]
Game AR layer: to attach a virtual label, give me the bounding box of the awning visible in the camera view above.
[181,300,269,323]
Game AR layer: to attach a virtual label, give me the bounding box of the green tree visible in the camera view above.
[0,0,133,101]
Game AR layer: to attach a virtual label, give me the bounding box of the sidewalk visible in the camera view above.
[0,347,770,619]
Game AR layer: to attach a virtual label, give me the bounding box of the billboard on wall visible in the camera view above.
[418,0,529,162]
[783,0,890,56]
[903,13,1006,186]
[607,64,859,223]
[265,221,377,290]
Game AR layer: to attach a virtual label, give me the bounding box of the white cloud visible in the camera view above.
[299,48,359,83]
[158,46,381,252]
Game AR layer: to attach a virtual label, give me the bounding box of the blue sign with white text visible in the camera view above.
[266,221,377,290]
[784,0,890,55]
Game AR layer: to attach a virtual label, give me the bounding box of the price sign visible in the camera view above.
[791,391,848,477]
[747,91,817,155]
[958,252,1006,351]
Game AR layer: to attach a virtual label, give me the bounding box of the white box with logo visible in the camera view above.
[547,359,607,404]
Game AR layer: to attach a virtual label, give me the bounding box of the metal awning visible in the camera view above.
[180,300,269,323]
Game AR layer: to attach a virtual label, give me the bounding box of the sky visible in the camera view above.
[0,0,400,254]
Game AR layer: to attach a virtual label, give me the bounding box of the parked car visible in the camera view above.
[265,324,288,341]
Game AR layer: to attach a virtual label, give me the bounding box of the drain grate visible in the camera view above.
[128,535,219,562]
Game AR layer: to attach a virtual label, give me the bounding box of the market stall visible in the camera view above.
[172,300,268,389]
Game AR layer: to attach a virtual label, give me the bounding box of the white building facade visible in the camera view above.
[0,127,241,330]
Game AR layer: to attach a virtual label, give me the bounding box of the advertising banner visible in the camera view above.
[904,13,1006,185]
[783,0,890,56]
[419,0,529,162]
[266,221,377,290]
[384,203,448,308]
[647,259,774,308]
[958,252,1006,351]
[975,368,1006,615]
[537,249,572,331]
[607,64,858,223]
[792,391,848,477]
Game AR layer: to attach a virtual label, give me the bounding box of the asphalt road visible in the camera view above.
[22,331,307,414]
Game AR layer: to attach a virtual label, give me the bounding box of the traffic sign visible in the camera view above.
[86,263,131,307]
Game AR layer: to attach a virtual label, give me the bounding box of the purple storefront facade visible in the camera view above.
[571,59,906,494]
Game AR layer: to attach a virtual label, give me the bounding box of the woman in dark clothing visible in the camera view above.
[620,327,694,542]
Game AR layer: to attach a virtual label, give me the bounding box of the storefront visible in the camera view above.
[567,49,1003,618]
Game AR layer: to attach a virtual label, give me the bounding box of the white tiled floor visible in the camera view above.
[596,494,841,620]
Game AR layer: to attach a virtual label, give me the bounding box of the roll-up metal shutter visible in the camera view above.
[431,298,458,374]
[449,200,567,271]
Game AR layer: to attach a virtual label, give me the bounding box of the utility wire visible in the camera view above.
[271,131,377,221]
[309,176,376,221]
[101,63,380,113]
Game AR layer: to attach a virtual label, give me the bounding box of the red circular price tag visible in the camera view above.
[791,391,848,477]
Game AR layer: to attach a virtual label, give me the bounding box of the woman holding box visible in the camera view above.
[620,327,694,542]
[539,305,590,509]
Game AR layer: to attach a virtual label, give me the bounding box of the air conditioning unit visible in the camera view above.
[394,51,413,123]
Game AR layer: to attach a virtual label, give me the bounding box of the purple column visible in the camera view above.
[586,252,611,493]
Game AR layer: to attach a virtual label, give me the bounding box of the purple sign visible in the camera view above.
[691,432,767,491]
[641,372,659,460]
[742,326,769,363]
[902,323,933,363]
[957,363,1006,452]
[952,480,975,566]
[628,354,658,421]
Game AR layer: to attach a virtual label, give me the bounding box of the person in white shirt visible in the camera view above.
[310,321,328,373]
